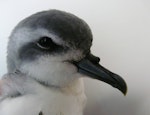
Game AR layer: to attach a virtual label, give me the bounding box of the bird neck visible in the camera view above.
[60,78,85,95]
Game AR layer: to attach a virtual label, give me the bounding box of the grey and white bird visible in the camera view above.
[0,9,127,115]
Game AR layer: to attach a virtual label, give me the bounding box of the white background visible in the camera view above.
[0,0,150,115]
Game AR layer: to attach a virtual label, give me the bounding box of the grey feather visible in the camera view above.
[0,71,36,100]
[7,9,93,73]
[15,9,92,51]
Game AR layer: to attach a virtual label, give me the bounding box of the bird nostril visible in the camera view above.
[86,53,100,64]
[96,57,100,63]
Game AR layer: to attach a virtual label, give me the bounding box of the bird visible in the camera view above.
[0,9,127,115]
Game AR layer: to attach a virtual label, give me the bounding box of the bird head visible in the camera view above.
[7,10,127,95]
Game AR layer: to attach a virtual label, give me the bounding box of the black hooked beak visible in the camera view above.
[72,53,127,95]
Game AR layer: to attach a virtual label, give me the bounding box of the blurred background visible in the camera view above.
[0,0,149,115]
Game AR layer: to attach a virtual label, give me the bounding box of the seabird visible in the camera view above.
[0,9,127,115]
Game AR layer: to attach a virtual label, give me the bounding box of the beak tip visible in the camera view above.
[123,85,128,96]
[118,82,128,96]
[112,74,128,96]
[121,89,127,96]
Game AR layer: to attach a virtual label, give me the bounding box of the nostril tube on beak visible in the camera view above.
[95,57,100,63]
[86,53,100,64]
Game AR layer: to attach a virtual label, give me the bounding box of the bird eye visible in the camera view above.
[37,37,53,50]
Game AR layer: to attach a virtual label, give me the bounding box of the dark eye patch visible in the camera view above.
[19,37,69,62]
[37,36,57,50]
